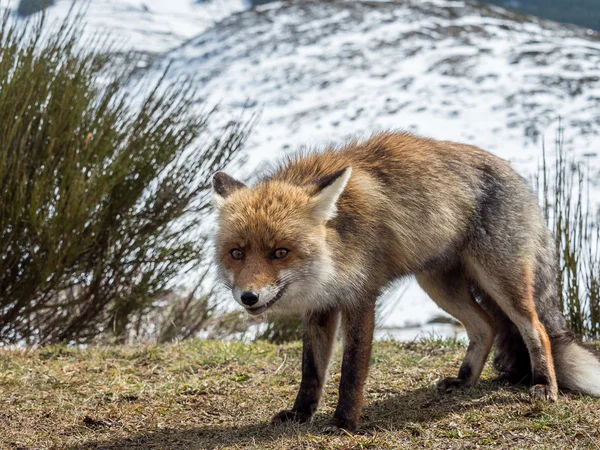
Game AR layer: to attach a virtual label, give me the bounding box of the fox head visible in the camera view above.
[212,167,352,315]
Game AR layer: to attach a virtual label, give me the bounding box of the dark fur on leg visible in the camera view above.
[271,308,339,425]
[437,362,473,393]
[331,301,376,432]
[476,286,532,384]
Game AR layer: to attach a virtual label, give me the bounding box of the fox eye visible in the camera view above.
[272,248,289,260]
[230,249,244,260]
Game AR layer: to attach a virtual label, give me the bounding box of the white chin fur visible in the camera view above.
[230,256,338,314]
[272,258,337,312]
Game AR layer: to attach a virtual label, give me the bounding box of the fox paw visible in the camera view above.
[529,384,558,402]
[437,377,470,393]
[270,410,312,425]
[322,416,357,433]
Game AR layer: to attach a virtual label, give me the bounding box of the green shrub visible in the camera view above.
[536,128,600,339]
[0,10,249,344]
[256,313,303,344]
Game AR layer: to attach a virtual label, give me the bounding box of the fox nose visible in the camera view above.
[240,291,259,306]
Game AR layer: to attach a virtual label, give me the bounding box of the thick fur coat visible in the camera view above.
[212,132,600,431]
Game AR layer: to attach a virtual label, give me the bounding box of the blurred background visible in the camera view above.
[0,0,598,346]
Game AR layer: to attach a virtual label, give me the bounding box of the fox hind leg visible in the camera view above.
[416,266,495,393]
[468,258,558,401]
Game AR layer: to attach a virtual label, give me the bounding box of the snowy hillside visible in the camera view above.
[164,0,600,173]
[7,0,246,53]
[158,0,600,330]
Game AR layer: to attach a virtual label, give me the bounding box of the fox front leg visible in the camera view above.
[271,308,339,425]
[330,302,376,432]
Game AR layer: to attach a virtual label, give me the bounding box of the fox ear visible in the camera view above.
[310,167,352,221]
[212,171,246,208]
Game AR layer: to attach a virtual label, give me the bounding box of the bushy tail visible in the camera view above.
[533,227,600,396]
[482,303,600,395]
[553,337,600,396]
[477,263,600,395]
[476,225,600,395]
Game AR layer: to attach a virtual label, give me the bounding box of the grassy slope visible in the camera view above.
[1,339,600,449]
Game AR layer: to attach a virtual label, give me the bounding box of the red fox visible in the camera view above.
[212,132,600,431]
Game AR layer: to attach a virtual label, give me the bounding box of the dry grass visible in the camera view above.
[1,339,600,449]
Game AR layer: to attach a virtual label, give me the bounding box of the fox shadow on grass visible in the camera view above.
[80,381,527,449]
